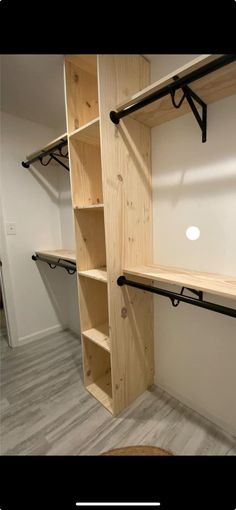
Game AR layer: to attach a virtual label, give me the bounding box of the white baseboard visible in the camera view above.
[18,324,65,345]
[156,381,236,439]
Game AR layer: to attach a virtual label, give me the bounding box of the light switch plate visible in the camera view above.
[6,222,16,235]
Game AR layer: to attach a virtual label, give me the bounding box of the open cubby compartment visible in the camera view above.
[83,337,112,413]
[70,137,103,209]
[74,208,106,272]
[65,55,99,133]
[79,275,109,330]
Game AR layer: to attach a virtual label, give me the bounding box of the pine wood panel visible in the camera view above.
[69,139,103,208]
[64,56,99,133]
[74,209,106,271]
[124,265,236,300]
[98,55,154,415]
[78,276,109,332]
[82,323,110,352]
[116,55,236,128]
[86,374,113,413]
[83,338,112,413]
[78,268,107,283]
[69,117,100,146]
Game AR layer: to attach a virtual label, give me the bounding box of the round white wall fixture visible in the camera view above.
[186,226,200,241]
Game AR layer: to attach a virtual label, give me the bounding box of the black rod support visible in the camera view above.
[117,276,236,319]
[22,139,68,170]
[110,55,236,126]
[32,254,76,275]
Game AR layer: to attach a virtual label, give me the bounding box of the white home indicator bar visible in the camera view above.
[76,504,161,507]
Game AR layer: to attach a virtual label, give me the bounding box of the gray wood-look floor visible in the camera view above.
[1,329,235,456]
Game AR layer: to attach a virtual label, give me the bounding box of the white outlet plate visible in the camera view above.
[6,223,16,235]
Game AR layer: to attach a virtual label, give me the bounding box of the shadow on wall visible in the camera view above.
[36,261,70,328]
[29,160,61,203]
[152,100,236,203]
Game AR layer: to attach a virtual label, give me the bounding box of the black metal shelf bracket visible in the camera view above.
[110,54,236,143]
[117,275,236,318]
[22,139,69,172]
[32,254,76,275]
[171,77,207,142]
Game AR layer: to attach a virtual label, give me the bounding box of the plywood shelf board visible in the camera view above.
[74,204,104,210]
[27,133,68,161]
[115,55,236,128]
[69,117,100,146]
[123,265,236,300]
[86,374,113,413]
[35,249,76,263]
[82,323,110,352]
[78,268,107,283]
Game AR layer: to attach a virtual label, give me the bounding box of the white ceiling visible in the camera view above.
[1,55,67,133]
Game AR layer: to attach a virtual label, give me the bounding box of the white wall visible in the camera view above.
[151,55,236,436]
[58,170,80,335]
[0,111,80,344]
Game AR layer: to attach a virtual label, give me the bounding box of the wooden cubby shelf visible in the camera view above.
[86,373,112,413]
[69,117,100,146]
[83,337,112,412]
[123,265,236,300]
[65,55,99,133]
[82,323,110,352]
[69,124,103,209]
[116,55,236,128]
[78,268,107,283]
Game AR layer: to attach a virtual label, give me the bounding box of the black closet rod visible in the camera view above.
[110,54,236,124]
[117,276,236,318]
[32,254,76,275]
[22,140,69,171]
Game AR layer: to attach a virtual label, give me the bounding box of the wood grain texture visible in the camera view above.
[35,250,76,263]
[123,264,236,300]
[98,55,154,415]
[82,322,110,352]
[74,209,106,271]
[1,331,235,455]
[69,138,103,208]
[69,117,100,146]
[116,55,236,128]
[64,56,99,133]
[78,276,108,332]
[78,268,107,283]
[83,339,112,412]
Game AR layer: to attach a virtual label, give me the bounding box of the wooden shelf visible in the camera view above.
[69,117,100,146]
[27,133,67,161]
[123,264,236,300]
[86,373,112,413]
[78,268,107,283]
[74,204,104,211]
[116,55,236,128]
[35,249,76,263]
[82,323,110,352]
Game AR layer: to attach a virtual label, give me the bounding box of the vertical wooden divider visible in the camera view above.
[64,54,154,416]
[98,55,154,415]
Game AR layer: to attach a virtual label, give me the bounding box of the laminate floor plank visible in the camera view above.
[1,330,235,456]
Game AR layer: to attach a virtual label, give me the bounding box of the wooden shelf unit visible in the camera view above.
[63,54,236,416]
[82,323,110,353]
[116,55,236,128]
[124,265,236,301]
[64,54,153,415]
